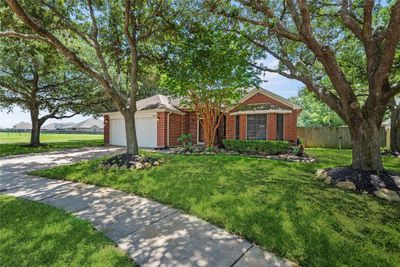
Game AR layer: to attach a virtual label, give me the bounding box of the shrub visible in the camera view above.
[223,139,289,154]
[177,133,193,152]
[292,138,305,156]
[204,146,217,153]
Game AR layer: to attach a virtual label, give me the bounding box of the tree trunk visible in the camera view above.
[348,122,384,171]
[204,126,216,147]
[124,112,139,155]
[29,108,41,147]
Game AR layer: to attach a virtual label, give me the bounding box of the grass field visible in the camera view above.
[31,148,400,267]
[0,132,103,157]
[0,132,102,143]
[0,195,133,266]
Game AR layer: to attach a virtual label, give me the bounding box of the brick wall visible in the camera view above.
[239,114,247,140]
[157,112,168,147]
[226,92,299,142]
[157,93,298,147]
[225,115,235,139]
[284,111,298,141]
[267,114,276,140]
[185,112,198,143]
[169,113,185,146]
[104,115,110,145]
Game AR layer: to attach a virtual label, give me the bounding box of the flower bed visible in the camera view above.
[171,144,316,163]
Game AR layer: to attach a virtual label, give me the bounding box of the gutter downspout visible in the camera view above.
[167,112,171,147]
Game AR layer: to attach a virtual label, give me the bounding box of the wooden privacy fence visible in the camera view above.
[297,127,387,148]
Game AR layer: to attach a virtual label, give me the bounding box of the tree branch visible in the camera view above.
[5,0,127,112]
[0,31,47,41]
[87,0,116,89]
[374,0,400,89]
[39,0,95,48]
[138,0,164,40]
[240,0,304,41]
[389,82,400,98]
[340,0,364,40]
[40,111,79,122]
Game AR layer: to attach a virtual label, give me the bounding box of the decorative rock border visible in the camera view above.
[316,167,400,202]
[170,147,317,163]
[98,154,165,170]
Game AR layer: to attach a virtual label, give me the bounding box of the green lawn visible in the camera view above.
[0,195,134,266]
[0,132,103,157]
[30,149,400,267]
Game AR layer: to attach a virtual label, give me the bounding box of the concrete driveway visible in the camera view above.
[0,147,294,267]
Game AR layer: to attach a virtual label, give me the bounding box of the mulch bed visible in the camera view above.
[317,167,400,202]
[382,150,400,158]
[170,147,317,163]
[322,167,400,193]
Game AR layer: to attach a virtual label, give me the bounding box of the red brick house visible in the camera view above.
[103,88,301,148]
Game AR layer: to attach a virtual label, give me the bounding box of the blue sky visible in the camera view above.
[0,57,304,128]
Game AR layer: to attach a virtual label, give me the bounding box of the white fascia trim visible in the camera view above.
[103,108,185,117]
[230,110,292,115]
[104,109,186,120]
[106,110,158,119]
[154,108,186,115]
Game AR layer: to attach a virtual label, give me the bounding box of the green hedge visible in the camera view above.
[223,139,289,154]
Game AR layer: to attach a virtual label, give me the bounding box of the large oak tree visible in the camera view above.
[0,39,107,146]
[210,0,400,171]
[2,0,176,154]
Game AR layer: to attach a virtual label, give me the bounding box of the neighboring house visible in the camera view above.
[42,122,75,131]
[12,121,32,131]
[104,88,301,148]
[65,118,104,133]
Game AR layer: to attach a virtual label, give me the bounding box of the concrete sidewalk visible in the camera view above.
[0,148,294,267]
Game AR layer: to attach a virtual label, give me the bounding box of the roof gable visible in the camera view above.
[104,94,185,115]
[229,88,300,112]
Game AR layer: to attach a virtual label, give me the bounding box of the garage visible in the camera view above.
[109,113,157,148]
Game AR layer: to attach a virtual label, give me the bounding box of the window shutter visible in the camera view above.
[276,114,284,140]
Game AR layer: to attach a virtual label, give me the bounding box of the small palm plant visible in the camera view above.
[177,133,193,152]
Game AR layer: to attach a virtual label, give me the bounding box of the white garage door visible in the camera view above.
[110,115,157,147]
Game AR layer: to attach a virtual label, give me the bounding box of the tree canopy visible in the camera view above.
[162,18,260,146]
[1,0,179,154]
[289,89,344,127]
[0,39,108,145]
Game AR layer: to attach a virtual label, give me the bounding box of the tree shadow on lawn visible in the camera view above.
[0,196,132,266]
[157,157,400,266]
[31,153,400,266]
[119,155,400,266]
